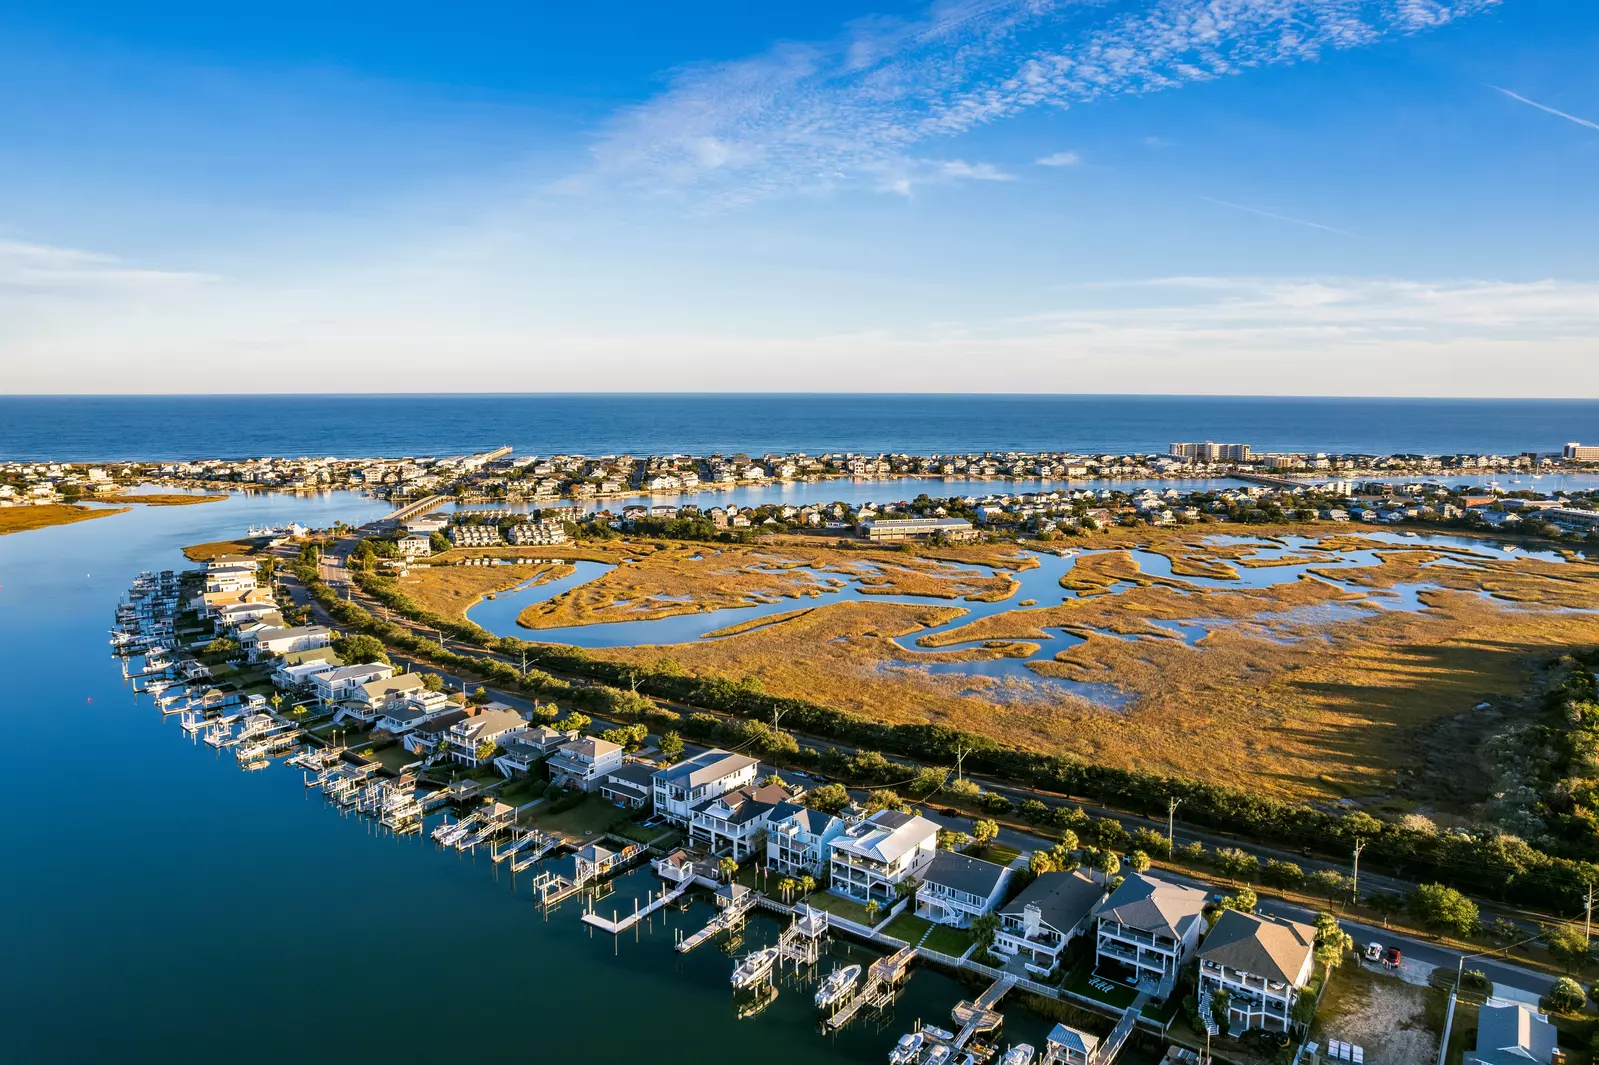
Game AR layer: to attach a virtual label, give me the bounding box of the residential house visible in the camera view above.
[334,673,426,725]
[401,709,471,756]
[652,749,759,825]
[598,763,658,809]
[1196,909,1316,1034]
[374,689,454,735]
[915,850,1012,928]
[766,803,855,877]
[447,524,502,547]
[243,624,332,662]
[1093,873,1208,999]
[1466,1003,1558,1065]
[547,736,626,791]
[444,708,527,767]
[397,533,432,557]
[994,871,1105,976]
[689,783,793,860]
[269,647,343,689]
[491,725,569,777]
[827,809,939,905]
[309,662,395,706]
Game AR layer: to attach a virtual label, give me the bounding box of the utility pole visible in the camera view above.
[1586,881,1597,943]
[952,740,972,782]
[1352,838,1367,904]
[1167,797,1183,855]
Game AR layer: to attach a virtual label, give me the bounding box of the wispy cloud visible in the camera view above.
[579,0,1499,203]
[0,239,215,292]
[1035,150,1082,167]
[1199,196,1357,237]
[1493,86,1599,133]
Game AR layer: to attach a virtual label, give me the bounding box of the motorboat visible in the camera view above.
[731,947,779,989]
[814,964,862,1008]
[889,1032,925,1065]
[1000,1046,1036,1065]
[924,1046,952,1065]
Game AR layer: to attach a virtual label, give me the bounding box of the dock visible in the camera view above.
[676,885,756,953]
[950,974,1017,1049]
[826,945,917,1031]
[582,877,693,934]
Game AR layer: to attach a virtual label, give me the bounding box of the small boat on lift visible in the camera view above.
[815,963,862,1008]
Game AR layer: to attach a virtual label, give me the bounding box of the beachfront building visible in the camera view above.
[1196,910,1316,1034]
[827,810,939,905]
[765,803,855,877]
[447,523,502,547]
[443,708,526,767]
[858,517,977,543]
[993,871,1106,976]
[506,520,568,546]
[652,749,759,826]
[547,736,626,791]
[1093,872,1208,999]
[688,783,792,860]
[1466,1003,1558,1065]
[914,850,1011,928]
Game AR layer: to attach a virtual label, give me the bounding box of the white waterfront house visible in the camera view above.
[1196,910,1316,1034]
[993,871,1106,975]
[547,737,626,791]
[826,809,939,905]
[1093,872,1208,1000]
[308,662,394,706]
[914,850,1011,928]
[765,803,855,877]
[373,689,453,734]
[651,750,759,826]
[242,624,332,661]
[334,673,426,725]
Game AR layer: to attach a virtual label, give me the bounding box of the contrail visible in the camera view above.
[1199,197,1357,238]
[1493,86,1599,132]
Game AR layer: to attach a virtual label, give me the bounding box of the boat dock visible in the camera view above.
[949,974,1018,1049]
[826,945,917,1031]
[582,877,693,934]
[676,885,756,953]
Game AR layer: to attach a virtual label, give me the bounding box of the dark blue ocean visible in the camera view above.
[3,394,1597,460]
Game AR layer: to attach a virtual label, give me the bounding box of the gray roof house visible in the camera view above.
[915,850,1012,928]
[1467,1004,1558,1065]
[994,871,1106,974]
[652,749,760,825]
[1197,909,1317,1034]
[1093,872,1209,999]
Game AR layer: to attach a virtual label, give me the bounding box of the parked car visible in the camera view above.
[1383,947,1402,969]
[1364,942,1383,962]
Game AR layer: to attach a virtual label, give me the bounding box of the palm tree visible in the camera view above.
[718,857,738,883]
[865,898,881,924]
[779,877,798,903]
[798,874,817,897]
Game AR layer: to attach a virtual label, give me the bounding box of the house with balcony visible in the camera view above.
[827,809,939,905]
[491,725,568,777]
[333,673,427,725]
[652,749,759,825]
[308,662,394,706]
[443,708,526,767]
[374,689,453,735]
[689,782,793,860]
[993,870,1106,976]
[269,647,342,689]
[401,709,471,756]
[1466,1003,1558,1065]
[765,802,857,877]
[915,850,1011,928]
[1093,872,1208,1000]
[598,763,658,809]
[1042,1023,1100,1065]
[547,736,625,791]
[242,624,332,662]
[1196,910,1316,1034]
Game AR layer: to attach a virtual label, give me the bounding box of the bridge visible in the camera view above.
[385,494,449,525]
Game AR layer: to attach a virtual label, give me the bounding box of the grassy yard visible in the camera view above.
[921,923,975,957]
[182,537,270,561]
[524,794,631,840]
[801,890,882,926]
[969,842,1022,866]
[882,912,933,944]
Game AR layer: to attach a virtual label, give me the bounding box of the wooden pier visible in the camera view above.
[581,878,692,934]
[826,945,917,1031]
[676,886,756,953]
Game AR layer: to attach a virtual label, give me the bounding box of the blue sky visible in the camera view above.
[1,0,1596,395]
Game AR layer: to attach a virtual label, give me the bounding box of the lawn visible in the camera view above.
[801,890,882,926]
[882,912,933,944]
[921,923,975,957]
[182,537,270,561]
[969,843,1022,865]
[524,794,631,839]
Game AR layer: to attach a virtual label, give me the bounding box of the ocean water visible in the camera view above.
[3,394,1597,460]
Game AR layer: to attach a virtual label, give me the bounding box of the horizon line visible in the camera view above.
[4,392,1599,403]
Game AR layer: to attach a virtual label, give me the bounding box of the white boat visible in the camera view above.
[889,1033,924,1065]
[923,1027,955,1043]
[815,963,862,1008]
[924,1047,952,1065]
[731,947,779,989]
[1000,1046,1036,1065]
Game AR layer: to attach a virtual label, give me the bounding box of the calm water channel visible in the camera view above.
[0,491,1163,1064]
